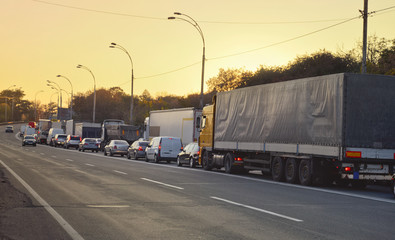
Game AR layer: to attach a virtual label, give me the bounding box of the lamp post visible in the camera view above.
[57,75,73,119]
[168,12,206,109]
[47,80,62,108]
[109,42,134,124]
[77,64,96,123]
[34,90,44,121]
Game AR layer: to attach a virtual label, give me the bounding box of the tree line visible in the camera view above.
[1,36,394,125]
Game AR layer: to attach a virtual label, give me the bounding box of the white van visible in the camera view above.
[47,128,64,146]
[145,137,182,163]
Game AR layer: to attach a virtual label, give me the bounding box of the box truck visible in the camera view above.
[148,107,202,146]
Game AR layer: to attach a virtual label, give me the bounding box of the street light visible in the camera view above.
[47,80,62,108]
[77,64,96,123]
[35,90,44,121]
[57,75,74,119]
[168,12,206,109]
[109,42,134,124]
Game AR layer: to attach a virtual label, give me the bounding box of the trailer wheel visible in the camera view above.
[271,157,285,182]
[299,159,312,186]
[224,153,235,174]
[202,150,213,171]
[285,158,299,184]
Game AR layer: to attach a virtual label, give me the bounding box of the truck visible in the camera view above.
[100,119,141,150]
[75,122,101,139]
[148,107,202,146]
[38,119,51,144]
[199,73,395,188]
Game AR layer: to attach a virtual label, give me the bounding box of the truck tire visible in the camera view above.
[285,158,299,184]
[202,150,213,171]
[299,159,312,186]
[271,156,285,182]
[224,153,235,174]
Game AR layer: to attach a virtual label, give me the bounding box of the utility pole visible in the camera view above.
[361,0,368,74]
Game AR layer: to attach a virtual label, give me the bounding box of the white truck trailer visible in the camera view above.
[199,73,395,188]
[148,107,202,146]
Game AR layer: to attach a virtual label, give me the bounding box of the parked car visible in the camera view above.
[145,137,182,163]
[127,139,149,159]
[64,135,81,149]
[47,128,64,146]
[54,134,67,147]
[22,135,36,146]
[177,142,200,168]
[5,125,14,133]
[78,138,100,152]
[104,140,129,157]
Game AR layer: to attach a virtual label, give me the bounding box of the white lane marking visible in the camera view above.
[32,151,36,153]
[141,178,184,190]
[0,160,84,240]
[85,163,94,167]
[53,146,395,205]
[66,159,74,162]
[51,155,57,158]
[113,170,127,175]
[87,205,130,208]
[211,196,303,223]
[40,153,45,155]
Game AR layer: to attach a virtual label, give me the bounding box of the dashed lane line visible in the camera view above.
[211,196,303,223]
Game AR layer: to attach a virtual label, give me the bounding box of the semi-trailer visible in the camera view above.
[199,73,395,188]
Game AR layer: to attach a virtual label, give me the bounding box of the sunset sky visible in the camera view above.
[1,0,394,106]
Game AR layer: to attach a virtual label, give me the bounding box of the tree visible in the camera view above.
[206,68,250,93]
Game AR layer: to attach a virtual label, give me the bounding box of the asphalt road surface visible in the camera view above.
[1,124,395,240]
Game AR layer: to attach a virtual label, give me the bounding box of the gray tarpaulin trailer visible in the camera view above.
[200,73,395,187]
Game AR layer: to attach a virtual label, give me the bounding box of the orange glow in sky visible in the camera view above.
[1,0,394,106]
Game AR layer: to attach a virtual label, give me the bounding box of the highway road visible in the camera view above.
[1,124,395,240]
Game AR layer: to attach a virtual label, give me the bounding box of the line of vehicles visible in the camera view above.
[5,73,395,197]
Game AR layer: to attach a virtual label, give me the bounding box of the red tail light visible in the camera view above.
[181,146,184,151]
[80,137,82,142]
[197,151,200,155]
[235,157,243,161]
[344,167,353,172]
[138,146,143,151]
[158,144,161,150]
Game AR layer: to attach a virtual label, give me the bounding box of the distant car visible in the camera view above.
[145,137,182,163]
[127,139,149,159]
[22,135,36,146]
[64,135,81,149]
[54,134,67,147]
[5,125,14,133]
[104,140,129,157]
[79,138,99,152]
[177,142,200,168]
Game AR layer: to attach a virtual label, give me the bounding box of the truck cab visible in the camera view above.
[199,104,214,169]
